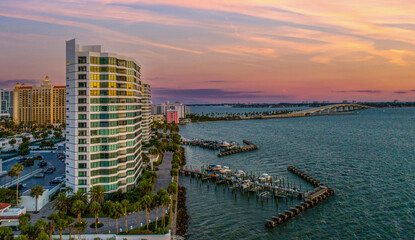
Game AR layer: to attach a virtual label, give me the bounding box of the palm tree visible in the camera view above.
[70,189,87,204]
[89,185,106,204]
[141,195,152,230]
[158,189,170,228]
[171,168,179,182]
[47,213,58,239]
[102,201,114,234]
[54,192,68,215]
[121,199,129,233]
[7,170,14,185]
[89,201,101,234]
[30,185,44,213]
[133,200,143,230]
[167,182,177,230]
[55,218,66,240]
[71,200,86,223]
[65,216,75,239]
[12,163,24,206]
[110,202,123,234]
[152,194,160,229]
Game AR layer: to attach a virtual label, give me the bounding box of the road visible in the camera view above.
[153,152,173,193]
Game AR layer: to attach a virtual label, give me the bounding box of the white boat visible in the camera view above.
[234,170,246,178]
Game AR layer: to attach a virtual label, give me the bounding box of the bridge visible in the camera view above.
[261,104,372,119]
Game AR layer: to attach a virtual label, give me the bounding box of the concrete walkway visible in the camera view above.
[153,152,173,193]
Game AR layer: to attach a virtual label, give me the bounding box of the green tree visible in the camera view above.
[53,193,68,215]
[89,185,106,204]
[0,227,14,240]
[30,185,43,213]
[24,158,34,173]
[74,220,87,236]
[141,195,152,230]
[133,200,143,230]
[121,199,129,233]
[12,164,24,206]
[110,202,123,234]
[158,189,170,228]
[8,139,16,150]
[152,194,160,229]
[102,201,114,234]
[167,182,177,229]
[71,200,87,223]
[54,218,66,240]
[14,236,27,240]
[65,216,74,239]
[89,201,101,234]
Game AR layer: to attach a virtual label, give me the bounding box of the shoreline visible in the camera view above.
[181,111,359,125]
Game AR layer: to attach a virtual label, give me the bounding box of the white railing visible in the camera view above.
[0,169,43,188]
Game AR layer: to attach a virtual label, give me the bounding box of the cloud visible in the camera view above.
[203,80,226,83]
[335,90,382,94]
[393,90,415,94]
[0,79,40,88]
[152,88,293,101]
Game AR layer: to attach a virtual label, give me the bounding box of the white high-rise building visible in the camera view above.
[141,84,152,143]
[66,39,144,193]
[0,90,13,118]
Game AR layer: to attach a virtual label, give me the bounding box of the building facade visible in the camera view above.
[151,101,190,119]
[66,39,144,193]
[12,77,65,125]
[166,110,178,123]
[141,84,152,143]
[0,90,13,119]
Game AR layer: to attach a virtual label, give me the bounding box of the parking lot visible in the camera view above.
[0,144,66,192]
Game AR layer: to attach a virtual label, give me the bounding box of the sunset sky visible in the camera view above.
[1,0,415,103]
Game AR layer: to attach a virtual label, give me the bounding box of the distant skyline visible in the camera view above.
[1,0,415,103]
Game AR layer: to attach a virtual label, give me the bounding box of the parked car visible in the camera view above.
[8,183,27,190]
[34,172,45,178]
[49,179,64,184]
[38,161,47,167]
[45,168,54,174]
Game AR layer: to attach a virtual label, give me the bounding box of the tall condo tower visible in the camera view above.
[66,39,144,193]
[141,84,152,143]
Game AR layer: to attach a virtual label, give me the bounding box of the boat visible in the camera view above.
[234,170,246,178]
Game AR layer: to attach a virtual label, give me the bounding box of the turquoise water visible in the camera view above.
[179,107,415,239]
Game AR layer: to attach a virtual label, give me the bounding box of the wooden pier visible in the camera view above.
[217,139,258,157]
[265,166,335,228]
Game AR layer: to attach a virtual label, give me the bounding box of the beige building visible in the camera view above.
[13,76,66,125]
[141,83,152,143]
[152,114,164,123]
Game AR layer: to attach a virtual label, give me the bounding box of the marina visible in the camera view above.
[265,166,335,228]
[180,164,335,228]
[180,138,259,157]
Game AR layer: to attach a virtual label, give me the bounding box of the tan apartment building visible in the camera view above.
[13,76,66,125]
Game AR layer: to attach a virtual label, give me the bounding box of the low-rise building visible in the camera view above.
[0,203,26,227]
[151,114,164,123]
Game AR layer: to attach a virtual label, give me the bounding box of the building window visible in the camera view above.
[78,139,87,144]
[78,130,87,136]
[78,114,87,120]
[78,57,87,64]
[78,90,87,96]
[79,74,87,80]
[78,66,87,72]
[78,98,86,104]
[78,155,87,160]
[78,171,87,177]
[78,163,87,169]
[78,179,87,185]
[78,122,87,128]
[78,82,87,88]
[78,106,87,112]
[78,147,87,152]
